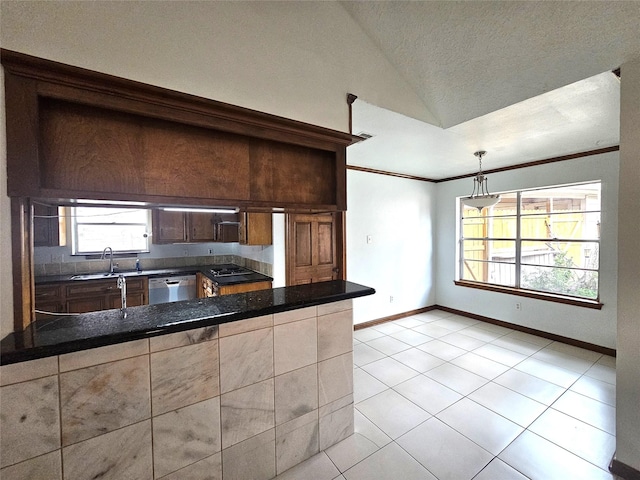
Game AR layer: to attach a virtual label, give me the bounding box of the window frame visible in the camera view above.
[70,206,151,255]
[456,182,603,309]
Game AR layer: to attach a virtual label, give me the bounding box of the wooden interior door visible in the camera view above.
[286,213,342,285]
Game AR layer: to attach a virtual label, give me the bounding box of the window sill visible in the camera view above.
[78,252,148,260]
[454,280,603,310]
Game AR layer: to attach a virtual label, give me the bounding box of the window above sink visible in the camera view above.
[71,206,151,255]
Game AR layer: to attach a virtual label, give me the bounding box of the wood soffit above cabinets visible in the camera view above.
[1,48,357,212]
[1,49,358,151]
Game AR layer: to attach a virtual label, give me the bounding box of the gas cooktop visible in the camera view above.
[210,264,253,277]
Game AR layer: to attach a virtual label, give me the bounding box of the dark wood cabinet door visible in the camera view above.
[35,284,63,304]
[66,297,106,314]
[153,210,186,243]
[34,284,64,319]
[240,213,272,245]
[219,281,272,295]
[188,213,215,242]
[218,223,239,243]
[108,292,147,309]
[196,272,216,298]
[34,301,64,320]
[33,203,60,247]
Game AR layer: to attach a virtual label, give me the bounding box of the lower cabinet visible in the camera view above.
[106,290,148,310]
[34,284,64,318]
[197,272,214,298]
[197,272,271,298]
[35,277,149,318]
[219,281,272,295]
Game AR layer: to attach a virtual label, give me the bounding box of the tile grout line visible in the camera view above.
[57,354,64,480]
[349,312,616,479]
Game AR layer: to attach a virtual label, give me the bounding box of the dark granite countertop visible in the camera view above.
[35,264,273,287]
[0,280,374,365]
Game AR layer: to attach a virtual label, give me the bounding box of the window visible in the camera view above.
[71,207,150,254]
[459,182,601,301]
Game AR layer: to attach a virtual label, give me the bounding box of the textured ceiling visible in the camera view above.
[341,1,638,178]
[341,1,640,128]
[349,71,620,179]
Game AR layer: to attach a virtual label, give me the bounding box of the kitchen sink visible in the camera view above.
[70,271,139,281]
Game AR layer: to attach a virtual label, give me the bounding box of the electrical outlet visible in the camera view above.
[389,295,394,303]
[516,302,522,311]
[208,249,213,255]
[366,235,373,244]
[183,249,189,256]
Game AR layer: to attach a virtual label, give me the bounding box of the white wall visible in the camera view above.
[435,152,619,349]
[0,1,435,131]
[271,214,286,288]
[347,170,436,324]
[616,57,640,471]
[0,1,429,337]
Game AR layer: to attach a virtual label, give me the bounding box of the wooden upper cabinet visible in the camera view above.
[152,209,239,244]
[188,212,216,242]
[240,212,272,245]
[33,203,60,247]
[152,210,187,244]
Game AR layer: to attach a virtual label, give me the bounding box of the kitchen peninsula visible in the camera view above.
[0,280,374,479]
[0,50,366,479]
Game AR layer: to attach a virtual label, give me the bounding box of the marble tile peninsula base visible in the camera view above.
[0,294,361,480]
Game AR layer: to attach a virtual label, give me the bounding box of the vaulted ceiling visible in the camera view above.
[342,1,640,178]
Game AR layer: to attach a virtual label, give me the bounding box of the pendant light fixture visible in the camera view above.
[461,150,501,212]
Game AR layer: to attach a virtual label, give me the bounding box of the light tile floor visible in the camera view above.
[274,309,619,480]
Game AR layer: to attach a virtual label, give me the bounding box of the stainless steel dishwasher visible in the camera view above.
[148,275,197,305]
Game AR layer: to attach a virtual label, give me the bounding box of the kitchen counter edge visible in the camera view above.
[0,280,375,365]
[34,264,273,286]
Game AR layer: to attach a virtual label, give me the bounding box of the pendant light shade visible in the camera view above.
[461,151,501,212]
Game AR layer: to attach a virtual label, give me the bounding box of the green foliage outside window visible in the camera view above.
[521,249,599,299]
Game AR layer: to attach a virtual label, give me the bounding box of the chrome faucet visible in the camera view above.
[101,247,114,274]
[117,274,127,319]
